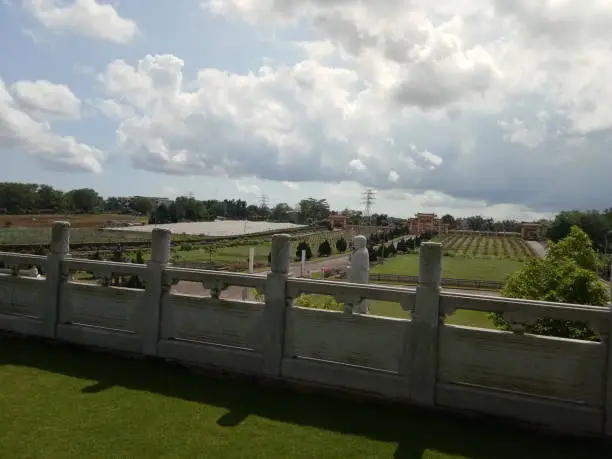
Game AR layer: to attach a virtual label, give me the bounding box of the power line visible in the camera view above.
[361,188,376,225]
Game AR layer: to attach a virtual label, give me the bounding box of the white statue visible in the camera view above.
[347,235,369,314]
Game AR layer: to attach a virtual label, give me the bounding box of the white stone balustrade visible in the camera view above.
[0,222,611,436]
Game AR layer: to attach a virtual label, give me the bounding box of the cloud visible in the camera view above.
[23,0,139,43]
[64,1,612,214]
[0,79,103,172]
[348,158,366,171]
[10,79,81,119]
[282,180,299,190]
[235,180,261,196]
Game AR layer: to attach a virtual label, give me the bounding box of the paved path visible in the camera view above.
[527,241,546,258]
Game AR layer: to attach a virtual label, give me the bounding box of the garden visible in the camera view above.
[434,233,537,261]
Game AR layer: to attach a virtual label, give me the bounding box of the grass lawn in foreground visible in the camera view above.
[1,337,609,459]
[372,253,525,282]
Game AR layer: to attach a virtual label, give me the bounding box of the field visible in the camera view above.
[371,252,525,282]
[435,233,537,261]
[2,336,607,459]
[0,213,143,229]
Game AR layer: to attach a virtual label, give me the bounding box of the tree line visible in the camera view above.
[0,182,335,226]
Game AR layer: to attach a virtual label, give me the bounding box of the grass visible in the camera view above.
[295,294,495,329]
[1,336,610,459]
[373,253,524,282]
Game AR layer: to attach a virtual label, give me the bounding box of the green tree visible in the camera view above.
[269,203,293,222]
[65,188,101,213]
[335,237,348,253]
[36,185,65,212]
[492,226,609,340]
[318,240,332,257]
[296,241,313,260]
[131,197,154,215]
[440,214,455,227]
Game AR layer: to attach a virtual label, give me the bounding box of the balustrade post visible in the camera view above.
[605,299,612,435]
[262,234,291,376]
[407,242,442,405]
[42,221,70,338]
[140,228,171,356]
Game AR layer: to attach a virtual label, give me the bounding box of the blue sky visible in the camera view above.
[2,0,611,219]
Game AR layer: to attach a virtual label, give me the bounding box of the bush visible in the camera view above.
[318,240,332,257]
[367,244,378,262]
[335,237,348,253]
[295,241,313,260]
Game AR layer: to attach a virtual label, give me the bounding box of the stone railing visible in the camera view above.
[1,222,611,437]
[368,273,503,290]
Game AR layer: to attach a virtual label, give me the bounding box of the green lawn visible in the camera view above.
[373,253,525,282]
[295,296,495,329]
[171,242,272,265]
[1,337,609,459]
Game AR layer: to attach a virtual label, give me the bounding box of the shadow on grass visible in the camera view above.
[1,335,610,459]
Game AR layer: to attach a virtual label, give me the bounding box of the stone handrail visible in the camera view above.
[0,222,611,437]
[369,273,503,290]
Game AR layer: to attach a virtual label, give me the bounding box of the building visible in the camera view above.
[521,222,541,241]
[405,213,449,235]
[329,214,348,229]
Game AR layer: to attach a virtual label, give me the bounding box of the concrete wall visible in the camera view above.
[1,222,612,436]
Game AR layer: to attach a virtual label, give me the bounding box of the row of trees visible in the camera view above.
[546,209,612,253]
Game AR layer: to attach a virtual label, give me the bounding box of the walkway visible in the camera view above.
[527,241,546,258]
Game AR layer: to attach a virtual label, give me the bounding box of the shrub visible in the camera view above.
[318,240,332,257]
[335,237,348,253]
[295,241,313,260]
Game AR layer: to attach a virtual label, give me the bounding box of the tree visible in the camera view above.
[318,240,332,257]
[295,241,313,260]
[297,198,330,224]
[492,226,609,340]
[36,185,65,212]
[335,237,348,253]
[65,188,101,213]
[131,197,154,215]
[269,203,293,222]
[441,214,455,227]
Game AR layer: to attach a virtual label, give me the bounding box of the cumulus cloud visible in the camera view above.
[75,1,612,213]
[10,79,81,119]
[23,0,139,43]
[0,79,103,172]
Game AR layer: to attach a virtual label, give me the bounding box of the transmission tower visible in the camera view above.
[259,194,269,221]
[361,188,376,225]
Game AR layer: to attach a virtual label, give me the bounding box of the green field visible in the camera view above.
[372,253,525,282]
[2,336,607,459]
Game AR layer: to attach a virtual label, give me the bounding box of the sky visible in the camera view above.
[1,0,611,220]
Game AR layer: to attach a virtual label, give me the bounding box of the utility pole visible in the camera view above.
[361,188,376,226]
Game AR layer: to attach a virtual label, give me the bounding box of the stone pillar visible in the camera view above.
[262,234,291,376]
[242,247,256,300]
[140,228,171,356]
[42,221,71,338]
[407,242,442,406]
[347,235,369,314]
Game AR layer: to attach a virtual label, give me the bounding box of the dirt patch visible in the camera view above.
[0,214,143,229]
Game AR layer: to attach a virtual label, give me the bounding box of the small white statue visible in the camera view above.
[347,235,369,314]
